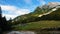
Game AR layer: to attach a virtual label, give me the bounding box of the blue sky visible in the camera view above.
[0,0,60,20]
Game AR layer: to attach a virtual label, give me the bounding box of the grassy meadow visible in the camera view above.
[13,20,60,31]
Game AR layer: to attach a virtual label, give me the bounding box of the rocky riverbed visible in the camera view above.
[7,31,36,34]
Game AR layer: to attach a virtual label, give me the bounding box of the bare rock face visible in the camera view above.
[41,2,60,9]
[48,2,60,8]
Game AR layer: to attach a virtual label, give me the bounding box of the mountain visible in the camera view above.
[12,2,60,24]
[48,2,60,8]
[38,8,60,20]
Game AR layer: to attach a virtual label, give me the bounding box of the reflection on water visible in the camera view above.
[7,31,35,34]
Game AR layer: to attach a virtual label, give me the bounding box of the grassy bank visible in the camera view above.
[13,20,60,31]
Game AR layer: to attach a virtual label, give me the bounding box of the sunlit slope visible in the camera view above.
[11,4,60,25]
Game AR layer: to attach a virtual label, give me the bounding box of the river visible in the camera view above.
[7,31,36,34]
[4,31,60,34]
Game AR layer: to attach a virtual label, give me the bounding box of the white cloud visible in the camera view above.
[2,14,17,20]
[0,5,31,20]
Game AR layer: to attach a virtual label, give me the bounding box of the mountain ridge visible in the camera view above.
[12,2,60,24]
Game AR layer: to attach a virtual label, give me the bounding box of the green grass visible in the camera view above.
[13,20,60,31]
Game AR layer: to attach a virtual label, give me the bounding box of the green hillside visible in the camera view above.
[39,8,60,20]
[13,21,60,31]
[12,6,51,24]
[12,6,60,24]
[11,5,60,31]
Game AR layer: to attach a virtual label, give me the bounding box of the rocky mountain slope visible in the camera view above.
[12,2,60,24]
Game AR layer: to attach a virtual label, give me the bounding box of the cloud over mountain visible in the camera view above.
[0,5,31,20]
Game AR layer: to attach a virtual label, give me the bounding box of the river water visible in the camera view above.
[7,31,36,34]
[5,31,60,34]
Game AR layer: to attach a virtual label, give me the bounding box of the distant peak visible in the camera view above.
[48,2,60,8]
